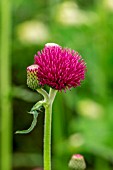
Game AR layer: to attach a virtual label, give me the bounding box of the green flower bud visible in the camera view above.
[27,64,40,90]
[68,154,86,170]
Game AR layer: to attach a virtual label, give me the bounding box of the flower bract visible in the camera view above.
[27,64,41,90]
[68,154,86,170]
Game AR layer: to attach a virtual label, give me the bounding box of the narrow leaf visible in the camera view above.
[15,110,39,134]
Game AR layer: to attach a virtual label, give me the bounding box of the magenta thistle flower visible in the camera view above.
[34,43,86,91]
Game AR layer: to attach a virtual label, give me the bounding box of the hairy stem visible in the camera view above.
[44,102,52,170]
[36,88,57,170]
[36,88,49,102]
[49,88,57,104]
[36,88,56,170]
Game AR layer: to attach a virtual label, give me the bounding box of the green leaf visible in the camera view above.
[15,110,39,134]
[15,100,44,134]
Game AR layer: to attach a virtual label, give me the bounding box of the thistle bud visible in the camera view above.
[68,154,86,170]
[27,64,40,90]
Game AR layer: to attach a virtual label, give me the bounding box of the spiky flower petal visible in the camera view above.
[68,154,86,170]
[34,43,86,91]
[27,64,40,90]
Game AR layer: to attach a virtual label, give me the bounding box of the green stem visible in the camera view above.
[36,88,49,102]
[36,88,57,170]
[49,88,57,104]
[0,0,12,170]
[44,102,52,170]
[44,88,57,170]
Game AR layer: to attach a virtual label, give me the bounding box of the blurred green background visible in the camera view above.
[1,0,113,170]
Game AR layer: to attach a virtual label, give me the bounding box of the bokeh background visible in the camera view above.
[1,0,113,170]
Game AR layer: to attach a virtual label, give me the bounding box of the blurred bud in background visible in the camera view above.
[16,20,50,45]
[105,0,113,11]
[55,1,98,26]
[76,99,104,119]
[68,133,84,148]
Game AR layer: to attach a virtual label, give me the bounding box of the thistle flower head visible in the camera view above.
[68,154,86,170]
[27,64,41,90]
[34,43,86,91]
